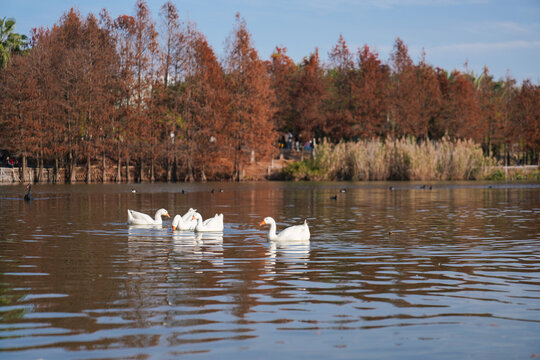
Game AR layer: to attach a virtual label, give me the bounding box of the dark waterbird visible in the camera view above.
[329,194,338,200]
[24,184,32,201]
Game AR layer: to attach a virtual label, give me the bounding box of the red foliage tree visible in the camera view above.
[435,70,483,141]
[267,46,296,134]
[475,67,510,158]
[353,45,390,138]
[508,80,540,162]
[326,34,355,140]
[175,29,230,180]
[292,48,327,141]
[224,14,275,180]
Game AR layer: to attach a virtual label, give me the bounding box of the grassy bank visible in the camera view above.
[281,138,539,181]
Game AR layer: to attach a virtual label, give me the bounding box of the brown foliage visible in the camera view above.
[224,14,276,180]
[268,46,296,132]
[353,45,390,138]
[293,49,327,141]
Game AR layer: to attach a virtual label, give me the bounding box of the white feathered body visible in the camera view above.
[193,213,224,232]
[261,217,310,242]
[172,208,198,231]
[128,208,169,225]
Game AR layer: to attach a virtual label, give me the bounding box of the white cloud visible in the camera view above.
[469,21,540,35]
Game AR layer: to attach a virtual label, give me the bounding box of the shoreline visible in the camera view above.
[1,164,538,184]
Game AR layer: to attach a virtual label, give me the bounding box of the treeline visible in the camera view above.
[1,1,539,183]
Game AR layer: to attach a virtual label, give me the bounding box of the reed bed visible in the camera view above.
[284,137,495,181]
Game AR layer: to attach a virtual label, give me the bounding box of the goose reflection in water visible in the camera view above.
[172,232,224,266]
[264,241,310,277]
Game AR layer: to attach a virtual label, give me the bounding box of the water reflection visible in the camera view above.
[0,182,539,360]
[171,232,224,265]
[264,241,311,277]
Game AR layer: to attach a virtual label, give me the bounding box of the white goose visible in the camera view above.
[127,208,170,225]
[172,208,198,231]
[260,217,310,242]
[192,213,224,232]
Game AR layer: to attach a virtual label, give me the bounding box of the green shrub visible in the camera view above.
[282,158,321,181]
[486,170,504,181]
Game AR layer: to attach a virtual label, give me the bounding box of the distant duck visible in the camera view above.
[131,189,136,193]
[389,186,395,191]
[329,194,338,200]
[219,188,224,193]
[340,188,347,193]
[24,184,32,201]
[181,189,186,194]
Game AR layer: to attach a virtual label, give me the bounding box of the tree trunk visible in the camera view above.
[139,157,144,183]
[69,156,77,184]
[234,147,240,182]
[86,154,91,184]
[174,156,179,182]
[185,155,194,182]
[38,155,44,183]
[54,158,59,184]
[21,155,27,183]
[166,156,172,182]
[116,157,121,183]
[102,152,107,183]
[150,158,155,183]
[126,157,131,183]
[201,168,207,182]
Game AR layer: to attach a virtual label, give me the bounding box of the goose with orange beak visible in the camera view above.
[260,217,310,242]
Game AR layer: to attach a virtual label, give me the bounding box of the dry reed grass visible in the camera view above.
[288,137,494,181]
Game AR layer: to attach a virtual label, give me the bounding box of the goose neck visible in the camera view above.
[268,221,278,241]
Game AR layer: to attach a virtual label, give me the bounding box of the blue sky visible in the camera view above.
[3,0,539,83]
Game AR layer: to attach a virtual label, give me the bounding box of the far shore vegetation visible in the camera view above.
[279,138,540,182]
[1,1,539,184]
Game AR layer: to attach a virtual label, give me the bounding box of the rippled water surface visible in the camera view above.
[1,182,539,359]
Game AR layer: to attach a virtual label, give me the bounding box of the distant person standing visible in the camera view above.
[286,132,293,150]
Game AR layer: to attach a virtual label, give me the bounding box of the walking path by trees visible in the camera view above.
[1,0,539,183]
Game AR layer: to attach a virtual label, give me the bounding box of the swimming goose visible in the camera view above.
[260,217,310,242]
[127,208,170,225]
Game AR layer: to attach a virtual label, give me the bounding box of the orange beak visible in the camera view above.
[172,225,176,231]
[192,215,196,220]
[259,220,266,226]
[166,213,170,218]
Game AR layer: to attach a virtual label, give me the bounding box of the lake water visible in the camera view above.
[0,181,539,360]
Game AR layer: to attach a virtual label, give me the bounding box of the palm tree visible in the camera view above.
[0,17,28,68]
